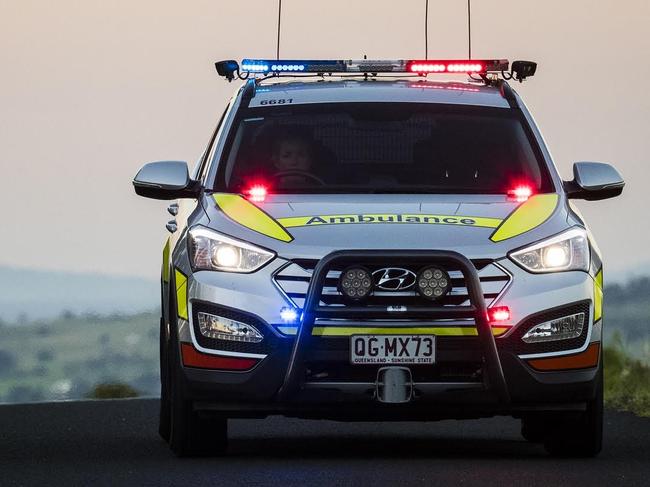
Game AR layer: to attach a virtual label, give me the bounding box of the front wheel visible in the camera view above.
[543,365,603,457]
[168,347,228,457]
[166,289,228,457]
[159,317,171,442]
[520,415,545,443]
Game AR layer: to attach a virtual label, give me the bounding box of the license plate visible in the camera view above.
[349,335,435,365]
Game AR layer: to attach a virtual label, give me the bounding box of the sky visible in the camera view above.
[1,0,648,279]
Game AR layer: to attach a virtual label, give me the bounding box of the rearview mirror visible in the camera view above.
[132,161,198,200]
[564,162,625,201]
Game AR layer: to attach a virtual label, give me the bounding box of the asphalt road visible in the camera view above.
[1,399,649,486]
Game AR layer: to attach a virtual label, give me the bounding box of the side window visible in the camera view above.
[193,108,228,182]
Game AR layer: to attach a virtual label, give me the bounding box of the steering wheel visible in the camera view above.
[274,170,326,186]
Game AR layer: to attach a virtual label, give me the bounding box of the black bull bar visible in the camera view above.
[276,250,511,405]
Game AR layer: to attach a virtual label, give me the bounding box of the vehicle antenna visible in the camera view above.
[467,0,472,59]
[424,0,429,59]
[276,0,282,60]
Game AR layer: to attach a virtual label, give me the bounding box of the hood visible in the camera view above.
[203,193,568,261]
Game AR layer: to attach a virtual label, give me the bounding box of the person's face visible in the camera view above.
[273,139,311,171]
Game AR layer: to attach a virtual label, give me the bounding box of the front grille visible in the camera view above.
[191,302,280,354]
[500,301,591,355]
[273,258,510,310]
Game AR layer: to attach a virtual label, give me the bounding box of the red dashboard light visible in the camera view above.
[245,185,268,202]
[489,306,511,323]
[508,185,534,202]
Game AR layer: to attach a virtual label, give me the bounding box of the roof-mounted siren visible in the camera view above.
[215,60,239,82]
[510,60,537,82]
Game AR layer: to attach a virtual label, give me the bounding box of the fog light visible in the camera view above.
[416,266,451,300]
[197,312,263,343]
[338,266,373,301]
[522,312,585,343]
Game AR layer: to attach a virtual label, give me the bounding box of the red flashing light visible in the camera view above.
[245,184,268,202]
[508,185,534,202]
[407,60,486,74]
[489,306,511,323]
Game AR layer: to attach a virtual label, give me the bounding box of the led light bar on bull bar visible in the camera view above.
[230,58,510,76]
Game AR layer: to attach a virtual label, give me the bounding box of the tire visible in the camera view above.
[543,365,603,457]
[159,316,171,442]
[520,416,545,443]
[167,283,228,457]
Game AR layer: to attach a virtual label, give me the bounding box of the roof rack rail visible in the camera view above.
[240,79,256,107]
[496,79,519,109]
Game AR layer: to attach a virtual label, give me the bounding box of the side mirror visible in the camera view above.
[564,162,625,201]
[132,161,198,200]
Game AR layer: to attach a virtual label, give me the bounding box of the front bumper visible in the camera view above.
[174,252,600,419]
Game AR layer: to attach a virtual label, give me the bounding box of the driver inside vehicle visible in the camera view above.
[269,129,320,186]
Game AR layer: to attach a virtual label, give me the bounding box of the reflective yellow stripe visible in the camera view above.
[213,194,293,242]
[278,214,502,229]
[162,238,171,283]
[277,326,509,337]
[594,269,603,322]
[490,194,559,242]
[175,269,188,320]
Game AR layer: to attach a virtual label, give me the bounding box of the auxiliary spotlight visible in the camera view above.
[416,266,451,300]
[338,266,373,302]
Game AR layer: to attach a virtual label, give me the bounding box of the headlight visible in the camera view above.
[188,227,275,273]
[509,227,589,273]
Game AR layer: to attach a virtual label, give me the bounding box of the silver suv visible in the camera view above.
[133,58,624,457]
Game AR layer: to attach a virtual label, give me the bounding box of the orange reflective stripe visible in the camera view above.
[527,343,600,371]
[181,344,258,370]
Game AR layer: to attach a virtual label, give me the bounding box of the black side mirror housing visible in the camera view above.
[564,162,625,201]
[132,161,198,200]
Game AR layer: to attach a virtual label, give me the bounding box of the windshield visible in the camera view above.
[214,102,553,194]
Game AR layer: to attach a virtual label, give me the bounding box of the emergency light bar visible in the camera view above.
[217,58,513,79]
[405,59,509,74]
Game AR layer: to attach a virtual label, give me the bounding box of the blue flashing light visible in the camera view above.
[270,63,305,72]
[280,307,299,323]
[240,59,345,75]
[241,59,270,73]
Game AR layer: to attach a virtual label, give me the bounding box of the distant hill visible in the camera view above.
[606,263,650,286]
[0,266,158,323]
